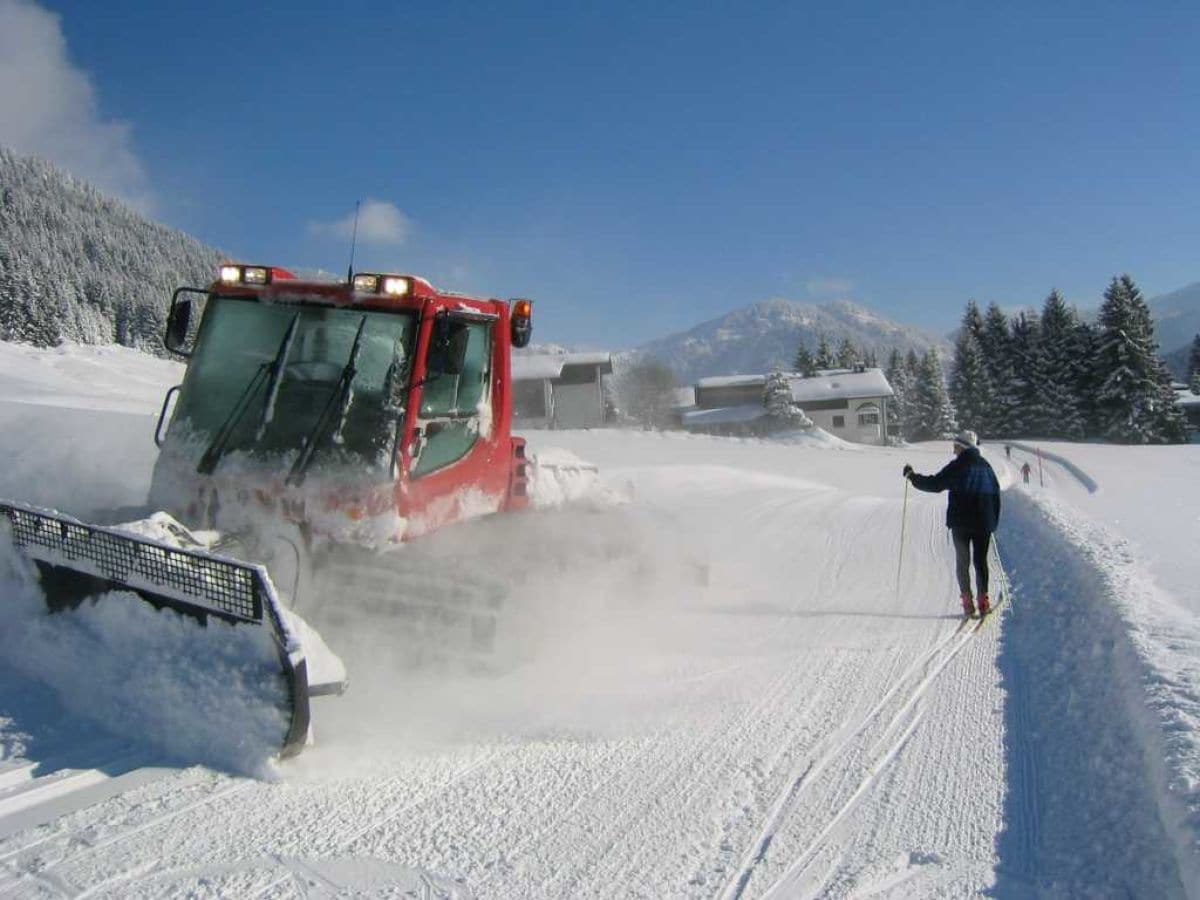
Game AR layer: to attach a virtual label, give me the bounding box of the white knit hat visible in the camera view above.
[952,430,978,449]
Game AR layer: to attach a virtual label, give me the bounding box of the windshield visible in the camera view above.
[172,296,416,473]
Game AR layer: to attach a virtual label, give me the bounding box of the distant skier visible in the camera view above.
[903,431,1001,618]
[1021,461,1032,484]
[1004,444,1011,459]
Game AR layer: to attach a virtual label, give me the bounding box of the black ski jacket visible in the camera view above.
[909,446,1001,534]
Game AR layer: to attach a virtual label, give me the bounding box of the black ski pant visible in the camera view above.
[951,529,991,598]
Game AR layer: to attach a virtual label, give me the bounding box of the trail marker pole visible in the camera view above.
[1037,446,1044,486]
[896,477,910,601]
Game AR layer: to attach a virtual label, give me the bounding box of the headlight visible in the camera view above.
[353,274,380,293]
[382,276,409,296]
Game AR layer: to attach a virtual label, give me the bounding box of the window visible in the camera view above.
[832,415,845,428]
[413,318,492,478]
[513,380,547,418]
[857,404,881,426]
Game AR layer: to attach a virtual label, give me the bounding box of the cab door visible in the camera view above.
[404,312,507,536]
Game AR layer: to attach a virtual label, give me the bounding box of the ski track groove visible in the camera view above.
[723,608,981,900]
[0,772,255,897]
[518,641,844,898]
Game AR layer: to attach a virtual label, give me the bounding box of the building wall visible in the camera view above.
[805,399,885,444]
[553,380,604,428]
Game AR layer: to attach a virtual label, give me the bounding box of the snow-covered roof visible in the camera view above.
[695,373,765,389]
[694,368,893,403]
[790,368,893,403]
[1175,389,1200,408]
[680,405,767,427]
[512,352,613,381]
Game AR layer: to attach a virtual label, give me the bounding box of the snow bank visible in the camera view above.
[0,531,292,778]
[1000,490,1200,895]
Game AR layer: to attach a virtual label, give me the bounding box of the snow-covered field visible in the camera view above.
[0,342,1197,898]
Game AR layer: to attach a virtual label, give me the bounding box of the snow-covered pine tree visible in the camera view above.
[1038,290,1087,439]
[763,368,813,430]
[949,301,993,436]
[884,348,910,442]
[793,343,816,377]
[909,348,958,441]
[1092,275,1185,443]
[814,335,835,369]
[1188,334,1200,391]
[861,347,878,368]
[836,337,859,369]
[1007,311,1046,437]
[981,303,1015,436]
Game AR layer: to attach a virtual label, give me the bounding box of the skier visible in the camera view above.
[1021,461,1032,484]
[1004,444,1011,459]
[902,430,1001,617]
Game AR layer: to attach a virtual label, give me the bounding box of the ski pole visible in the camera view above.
[896,476,910,601]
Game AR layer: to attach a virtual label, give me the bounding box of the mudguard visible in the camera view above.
[0,500,315,758]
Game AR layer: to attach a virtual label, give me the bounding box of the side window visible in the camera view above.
[413,319,493,477]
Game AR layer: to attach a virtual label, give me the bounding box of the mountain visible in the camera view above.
[1147,282,1200,356]
[0,147,223,352]
[632,298,949,383]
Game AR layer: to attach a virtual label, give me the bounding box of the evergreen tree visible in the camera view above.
[763,369,813,430]
[793,342,816,377]
[1092,275,1185,443]
[909,348,958,441]
[861,347,878,368]
[814,334,835,369]
[1038,290,1087,439]
[980,303,1015,436]
[836,337,859,369]
[949,302,994,436]
[1188,334,1200,385]
[884,348,910,442]
[1007,311,1045,437]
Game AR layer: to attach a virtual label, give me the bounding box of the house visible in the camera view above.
[680,367,895,445]
[512,352,614,429]
[1175,384,1200,436]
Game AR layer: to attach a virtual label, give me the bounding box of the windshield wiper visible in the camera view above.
[286,315,368,487]
[197,315,302,475]
[256,313,300,441]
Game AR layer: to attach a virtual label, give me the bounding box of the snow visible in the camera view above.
[1,341,1198,898]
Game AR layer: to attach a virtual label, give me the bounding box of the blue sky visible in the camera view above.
[4,1,1200,348]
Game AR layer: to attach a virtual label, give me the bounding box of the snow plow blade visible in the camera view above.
[0,500,325,759]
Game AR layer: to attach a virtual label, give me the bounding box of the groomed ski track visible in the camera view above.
[0,388,1191,898]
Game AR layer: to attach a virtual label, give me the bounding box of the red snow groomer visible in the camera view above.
[1,264,538,756]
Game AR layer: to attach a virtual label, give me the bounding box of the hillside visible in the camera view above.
[0,147,223,352]
[633,297,948,382]
[1148,281,1200,356]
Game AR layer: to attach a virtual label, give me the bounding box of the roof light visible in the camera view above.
[243,266,269,285]
[381,276,409,296]
[219,265,242,284]
[353,274,380,293]
[512,299,533,319]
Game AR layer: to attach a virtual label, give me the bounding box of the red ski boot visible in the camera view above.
[960,593,976,618]
[978,594,991,617]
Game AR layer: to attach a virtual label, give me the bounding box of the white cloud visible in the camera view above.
[308,199,411,245]
[0,0,154,212]
[806,277,855,298]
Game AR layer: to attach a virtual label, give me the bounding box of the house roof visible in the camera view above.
[681,405,768,427]
[512,352,614,381]
[694,368,894,403]
[789,368,894,402]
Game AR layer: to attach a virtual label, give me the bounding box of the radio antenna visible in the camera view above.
[346,199,361,283]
